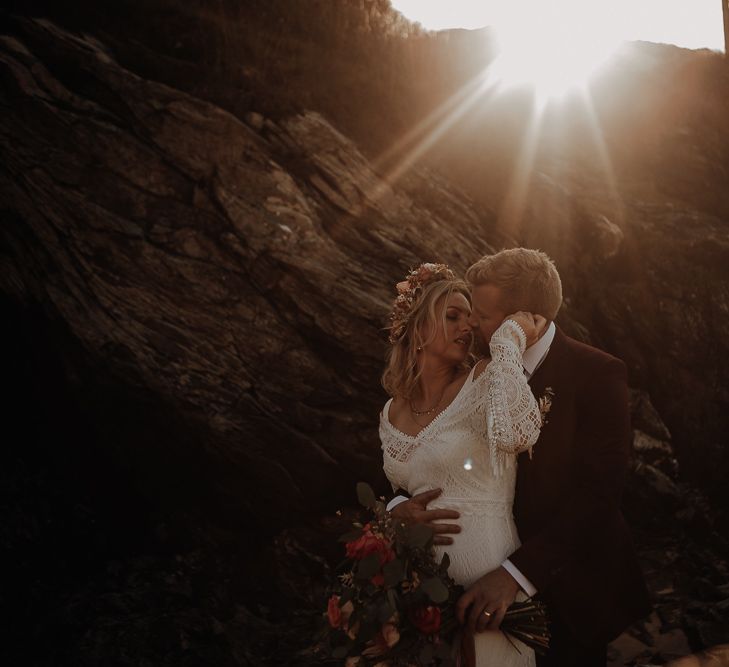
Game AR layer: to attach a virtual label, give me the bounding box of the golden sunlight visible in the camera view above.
[393,0,724,102]
[391,0,724,50]
[486,2,622,102]
[380,0,723,231]
[392,0,723,104]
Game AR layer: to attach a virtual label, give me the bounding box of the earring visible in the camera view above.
[416,346,423,352]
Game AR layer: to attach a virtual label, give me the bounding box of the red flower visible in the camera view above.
[411,605,442,635]
[327,595,343,628]
[327,595,354,629]
[371,572,386,587]
[345,526,395,566]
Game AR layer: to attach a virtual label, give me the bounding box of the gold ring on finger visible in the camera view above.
[482,610,492,618]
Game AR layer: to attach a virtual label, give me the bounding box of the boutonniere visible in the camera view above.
[538,387,555,427]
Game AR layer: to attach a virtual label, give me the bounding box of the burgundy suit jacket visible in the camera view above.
[510,327,651,647]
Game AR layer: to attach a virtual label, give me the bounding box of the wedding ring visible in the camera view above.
[482,610,492,618]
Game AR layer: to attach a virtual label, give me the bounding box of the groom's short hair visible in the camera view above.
[466,248,563,321]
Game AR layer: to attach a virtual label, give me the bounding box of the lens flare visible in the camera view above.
[487,1,622,104]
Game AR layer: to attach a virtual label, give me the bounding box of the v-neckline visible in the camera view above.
[383,365,479,440]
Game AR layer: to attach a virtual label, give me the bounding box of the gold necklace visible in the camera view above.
[409,386,446,416]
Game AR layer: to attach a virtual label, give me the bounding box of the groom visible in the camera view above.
[391,248,651,666]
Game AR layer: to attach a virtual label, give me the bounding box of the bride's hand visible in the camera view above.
[503,311,548,348]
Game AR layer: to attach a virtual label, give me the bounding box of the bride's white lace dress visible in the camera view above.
[379,321,542,667]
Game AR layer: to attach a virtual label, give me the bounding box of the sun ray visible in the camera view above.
[497,96,543,232]
[574,87,626,225]
[371,69,502,190]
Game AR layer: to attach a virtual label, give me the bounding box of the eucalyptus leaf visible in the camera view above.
[338,529,363,543]
[435,641,452,659]
[421,576,449,603]
[357,617,378,645]
[407,523,434,548]
[440,552,451,571]
[356,482,376,509]
[419,643,434,663]
[356,553,381,579]
[383,557,405,587]
[386,588,399,611]
[332,646,348,659]
[378,601,395,623]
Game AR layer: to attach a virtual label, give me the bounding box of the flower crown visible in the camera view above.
[388,263,456,343]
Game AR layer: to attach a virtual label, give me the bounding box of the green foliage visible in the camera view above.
[356,553,382,579]
[420,577,449,604]
[322,483,550,663]
[406,523,434,549]
[383,557,405,586]
[357,481,377,509]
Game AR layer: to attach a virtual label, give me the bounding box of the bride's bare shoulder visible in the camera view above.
[387,396,408,421]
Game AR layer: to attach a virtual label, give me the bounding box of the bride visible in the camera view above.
[379,263,545,667]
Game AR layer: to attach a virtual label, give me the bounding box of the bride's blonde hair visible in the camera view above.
[382,278,471,399]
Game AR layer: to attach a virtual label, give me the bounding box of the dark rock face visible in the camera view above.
[0,18,502,522]
[608,392,729,665]
[509,175,729,506]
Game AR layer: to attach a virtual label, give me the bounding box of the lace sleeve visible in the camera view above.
[485,319,543,476]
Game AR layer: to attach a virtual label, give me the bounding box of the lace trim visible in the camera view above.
[484,320,543,477]
[380,319,543,484]
[429,497,512,517]
[379,366,477,463]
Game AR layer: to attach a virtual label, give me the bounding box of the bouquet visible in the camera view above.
[322,483,549,666]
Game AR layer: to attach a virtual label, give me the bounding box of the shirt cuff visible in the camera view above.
[502,559,538,597]
[386,495,408,512]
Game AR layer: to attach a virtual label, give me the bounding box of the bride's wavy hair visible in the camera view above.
[382,279,471,399]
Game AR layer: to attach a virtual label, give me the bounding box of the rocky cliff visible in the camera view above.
[0,16,507,522]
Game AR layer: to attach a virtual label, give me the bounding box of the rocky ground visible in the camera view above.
[3,369,728,665]
[608,394,729,666]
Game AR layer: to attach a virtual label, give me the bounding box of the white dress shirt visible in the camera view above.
[386,321,556,597]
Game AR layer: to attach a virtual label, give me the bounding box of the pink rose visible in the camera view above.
[381,622,400,648]
[396,280,411,294]
[362,621,400,657]
[327,595,354,630]
[327,594,342,628]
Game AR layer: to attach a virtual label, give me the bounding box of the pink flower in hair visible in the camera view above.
[387,263,455,344]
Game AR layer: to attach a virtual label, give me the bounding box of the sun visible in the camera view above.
[485,2,622,103]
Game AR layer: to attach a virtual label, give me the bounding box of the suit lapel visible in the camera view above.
[521,327,570,469]
[527,325,567,395]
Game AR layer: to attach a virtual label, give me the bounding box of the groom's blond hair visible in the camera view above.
[466,248,562,321]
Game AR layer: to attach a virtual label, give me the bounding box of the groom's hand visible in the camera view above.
[456,566,520,633]
[389,488,461,546]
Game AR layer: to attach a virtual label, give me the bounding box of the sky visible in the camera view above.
[390,0,725,52]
